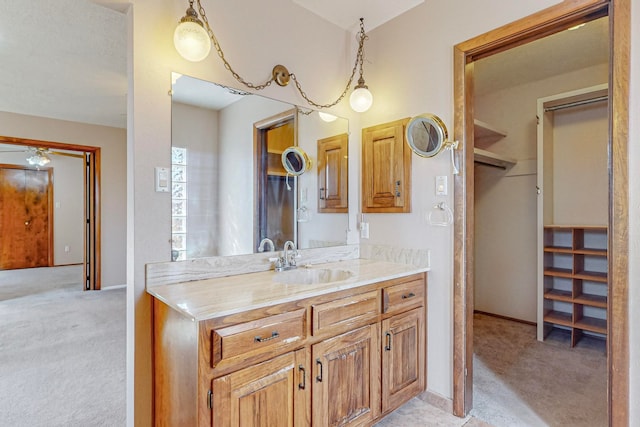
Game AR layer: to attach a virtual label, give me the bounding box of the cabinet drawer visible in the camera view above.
[383,279,425,314]
[312,290,379,336]
[211,309,306,367]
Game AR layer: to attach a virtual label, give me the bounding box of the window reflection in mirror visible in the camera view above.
[170,73,349,259]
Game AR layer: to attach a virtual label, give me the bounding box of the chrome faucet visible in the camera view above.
[271,240,299,272]
[258,238,275,253]
[283,240,297,267]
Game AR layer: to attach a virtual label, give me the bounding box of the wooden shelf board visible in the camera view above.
[474,119,507,140]
[544,310,573,328]
[267,148,284,155]
[544,246,573,254]
[544,289,573,303]
[544,267,573,279]
[575,316,607,334]
[574,248,607,256]
[574,294,607,308]
[574,270,608,283]
[545,225,607,230]
[473,148,517,169]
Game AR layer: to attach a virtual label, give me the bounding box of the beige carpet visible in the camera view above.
[0,266,126,426]
[471,313,607,427]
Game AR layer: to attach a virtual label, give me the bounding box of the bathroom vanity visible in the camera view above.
[148,259,428,426]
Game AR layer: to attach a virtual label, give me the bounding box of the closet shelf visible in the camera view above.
[474,148,517,169]
[474,119,507,142]
[472,120,516,169]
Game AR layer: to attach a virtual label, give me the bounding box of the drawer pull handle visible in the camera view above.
[316,359,323,382]
[401,292,416,299]
[254,331,279,343]
[298,365,306,390]
[385,332,392,351]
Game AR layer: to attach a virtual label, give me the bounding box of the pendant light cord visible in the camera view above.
[195,1,369,109]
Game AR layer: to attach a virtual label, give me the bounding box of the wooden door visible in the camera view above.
[317,133,348,213]
[312,324,380,427]
[381,307,425,413]
[212,349,310,427]
[0,165,52,269]
[361,119,411,213]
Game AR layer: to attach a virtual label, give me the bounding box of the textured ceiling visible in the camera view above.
[293,0,424,31]
[0,0,128,128]
[475,17,609,95]
[0,1,608,129]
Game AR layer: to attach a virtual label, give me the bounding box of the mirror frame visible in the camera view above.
[281,146,311,176]
[405,113,449,157]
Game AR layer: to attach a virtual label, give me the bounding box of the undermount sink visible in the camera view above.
[274,268,353,285]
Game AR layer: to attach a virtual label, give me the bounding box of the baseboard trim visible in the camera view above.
[101,284,126,291]
[474,310,536,326]
[418,389,453,414]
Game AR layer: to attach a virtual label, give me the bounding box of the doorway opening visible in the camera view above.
[452,0,629,425]
[253,109,297,251]
[0,135,102,291]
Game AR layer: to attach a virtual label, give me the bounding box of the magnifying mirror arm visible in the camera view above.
[445,140,460,175]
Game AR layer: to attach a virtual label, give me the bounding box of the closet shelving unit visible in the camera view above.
[542,225,608,346]
[473,119,517,169]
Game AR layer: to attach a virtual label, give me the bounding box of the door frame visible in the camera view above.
[452,0,629,425]
[253,109,298,251]
[0,135,102,290]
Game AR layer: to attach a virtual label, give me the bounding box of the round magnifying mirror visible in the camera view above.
[282,146,311,176]
[405,113,448,158]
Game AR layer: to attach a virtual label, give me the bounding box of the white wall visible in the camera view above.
[171,102,218,258]
[552,102,608,224]
[0,111,126,287]
[473,64,607,322]
[130,0,640,424]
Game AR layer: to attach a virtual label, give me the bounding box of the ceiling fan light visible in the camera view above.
[26,149,51,167]
[174,2,211,62]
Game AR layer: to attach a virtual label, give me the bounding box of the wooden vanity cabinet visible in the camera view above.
[312,324,380,427]
[152,272,427,427]
[212,349,310,427]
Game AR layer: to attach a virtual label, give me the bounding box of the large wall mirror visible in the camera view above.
[170,73,349,260]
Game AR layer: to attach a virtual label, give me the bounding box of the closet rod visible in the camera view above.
[544,95,608,112]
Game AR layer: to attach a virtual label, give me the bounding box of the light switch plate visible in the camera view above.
[436,176,448,196]
[155,167,170,192]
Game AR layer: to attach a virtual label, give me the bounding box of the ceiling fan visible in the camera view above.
[0,146,79,168]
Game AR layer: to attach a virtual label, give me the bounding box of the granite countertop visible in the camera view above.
[147,258,429,321]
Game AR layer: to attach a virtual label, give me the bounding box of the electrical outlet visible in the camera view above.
[360,222,369,239]
[64,245,70,253]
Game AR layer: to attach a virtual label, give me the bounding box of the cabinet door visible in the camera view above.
[381,307,425,413]
[212,349,310,427]
[361,118,411,213]
[317,133,348,213]
[312,324,380,427]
